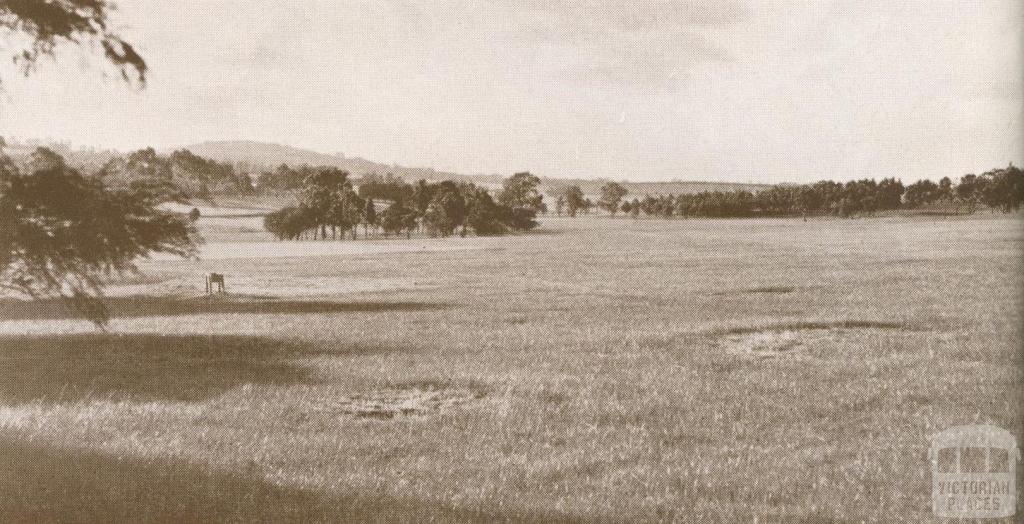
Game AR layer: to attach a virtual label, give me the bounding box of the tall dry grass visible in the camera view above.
[0,213,1020,521]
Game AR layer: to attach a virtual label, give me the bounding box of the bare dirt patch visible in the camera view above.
[301,386,485,420]
[717,320,914,358]
[721,330,800,357]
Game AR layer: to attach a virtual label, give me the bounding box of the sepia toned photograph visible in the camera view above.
[0,1,1021,522]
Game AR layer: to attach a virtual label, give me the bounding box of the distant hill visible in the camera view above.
[181,140,502,186]
[3,138,772,196]
[183,140,771,196]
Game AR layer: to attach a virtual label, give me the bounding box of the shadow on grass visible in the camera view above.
[713,320,921,336]
[709,286,798,296]
[0,334,391,403]
[0,434,582,523]
[0,296,452,321]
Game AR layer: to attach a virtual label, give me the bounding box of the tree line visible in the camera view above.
[262,171,544,240]
[6,146,256,199]
[97,148,253,198]
[548,165,1023,219]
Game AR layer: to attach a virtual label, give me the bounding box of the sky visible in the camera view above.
[0,0,1020,183]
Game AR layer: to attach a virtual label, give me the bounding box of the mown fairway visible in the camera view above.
[0,214,1021,522]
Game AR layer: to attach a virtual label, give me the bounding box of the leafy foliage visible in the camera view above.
[0,0,146,86]
[598,182,628,216]
[99,148,253,198]
[564,186,586,218]
[265,173,539,240]
[380,200,418,238]
[586,166,1023,219]
[423,183,467,237]
[0,148,200,325]
[256,164,309,193]
[497,172,544,213]
[357,173,414,203]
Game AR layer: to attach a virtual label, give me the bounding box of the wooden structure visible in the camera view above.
[206,273,226,294]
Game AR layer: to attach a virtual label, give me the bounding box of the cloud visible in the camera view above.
[488,1,746,92]
[505,0,748,31]
[571,39,730,93]
[610,1,749,30]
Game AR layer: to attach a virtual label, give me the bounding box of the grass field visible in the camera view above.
[0,213,1021,522]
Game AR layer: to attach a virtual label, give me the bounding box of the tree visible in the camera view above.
[497,172,544,213]
[265,177,536,240]
[466,193,507,236]
[264,206,314,240]
[256,164,307,193]
[297,167,352,239]
[422,201,449,237]
[565,185,585,218]
[263,208,287,240]
[433,182,468,236]
[937,177,954,203]
[411,179,435,217]
[903,180,939,208]
[956,174,981,214]
[98,148,249,198]
[328,185,363,239]
[168,149,250,195]
[659,194,676,218]
[417,182,466,237]
[980,164,1024,212]
[363,198,377,236]
[876,178,905,211]
[0,0,146,87]
[545,186,569,217]
[498,205,538,232]
[380,200,417,239]
[1,148,199,325]
[583,198,594,215]
[357,173,413,202]
[598,182,627,216]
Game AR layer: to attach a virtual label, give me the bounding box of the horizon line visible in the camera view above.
[1,135,1013,187]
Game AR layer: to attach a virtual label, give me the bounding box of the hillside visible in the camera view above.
[181,140,502,187]
[3,138,771,196]
[183,141,770,196]
[1,139,120,173]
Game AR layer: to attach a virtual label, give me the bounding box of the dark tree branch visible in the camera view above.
[0,0,146,87]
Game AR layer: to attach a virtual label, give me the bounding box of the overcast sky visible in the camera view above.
[1,1,1020,183]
